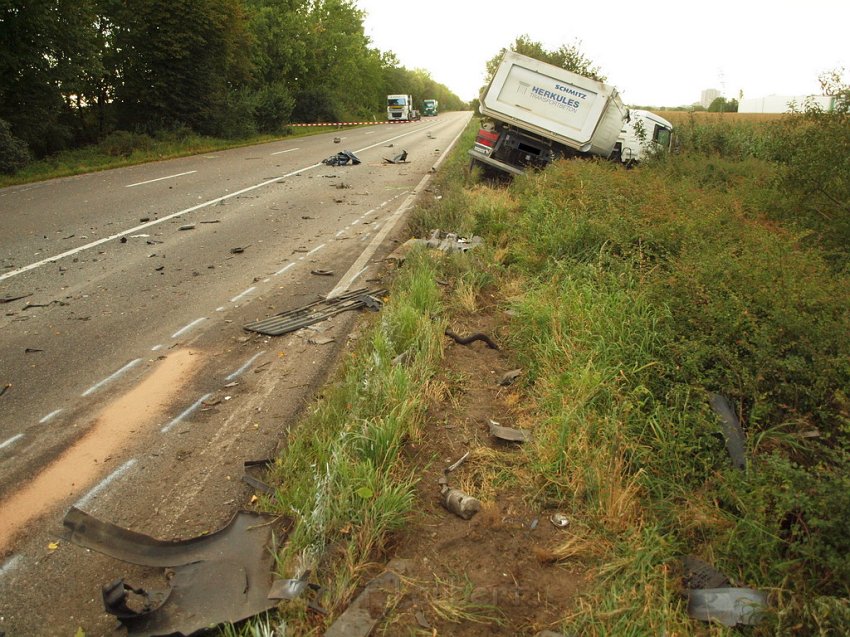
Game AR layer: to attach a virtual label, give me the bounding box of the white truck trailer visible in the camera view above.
[387,94,420,121]
[470,52,627,175]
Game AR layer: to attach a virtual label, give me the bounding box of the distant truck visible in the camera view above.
[387,94,420,121]
[423,99,439,116]
[469,52,672,175]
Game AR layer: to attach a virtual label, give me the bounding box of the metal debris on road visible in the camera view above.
[230,246,248,254]
[310,269,334,276]
[488,419,530,443]
[308,335,335,345]
[243,287,386,337]
[178,224,195,231]
[62,507,292,637]
[321,150,361,166]
[0,293,32,304]
[383,149,408,164]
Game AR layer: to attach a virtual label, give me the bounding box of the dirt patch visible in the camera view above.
[379,313,584,636]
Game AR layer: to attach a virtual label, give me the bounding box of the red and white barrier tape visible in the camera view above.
[289,120,415,127]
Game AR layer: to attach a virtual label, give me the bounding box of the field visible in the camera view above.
[658,110,785,124]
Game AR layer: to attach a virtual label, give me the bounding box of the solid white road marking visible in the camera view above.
[271,148,299,156]
[125,171,197,188]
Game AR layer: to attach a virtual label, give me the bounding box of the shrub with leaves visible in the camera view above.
[0,118,30,174]
[768,70,850,246]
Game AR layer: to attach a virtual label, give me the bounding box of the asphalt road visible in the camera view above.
[0,111,472,636]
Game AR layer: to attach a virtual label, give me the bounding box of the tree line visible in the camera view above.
[0,0,466,168]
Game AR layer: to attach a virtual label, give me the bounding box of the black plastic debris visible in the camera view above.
[321,150,361,166]
[682,555,731,590]
[242,459,276,497]
[62,507,291,637]
[323,570,400,637]
[709,393,747,470]
[383,150,408,164]
[0,293,31,304]
[445,328,499,350]
[243,287,386,337]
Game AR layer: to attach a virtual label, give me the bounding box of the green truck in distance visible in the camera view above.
[423,99,438,116]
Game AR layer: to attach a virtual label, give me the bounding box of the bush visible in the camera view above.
[0,118,31,174]
[768,99,850,247]
[98,130,154,157]
[253,82,295,133]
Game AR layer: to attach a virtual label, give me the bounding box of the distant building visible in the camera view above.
[738,95,836,113]
[700,88,721,109]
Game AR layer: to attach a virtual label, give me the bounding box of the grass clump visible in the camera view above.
[259,251,445,628]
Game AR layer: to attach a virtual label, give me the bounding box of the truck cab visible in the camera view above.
[613,109,674,165]
[423,99,438,116]
[387,95,420,121]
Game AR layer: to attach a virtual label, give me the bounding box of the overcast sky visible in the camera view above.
[355,0,849,106]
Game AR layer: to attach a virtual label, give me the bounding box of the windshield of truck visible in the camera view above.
[653,126,672,148]
[387,97,407,106]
